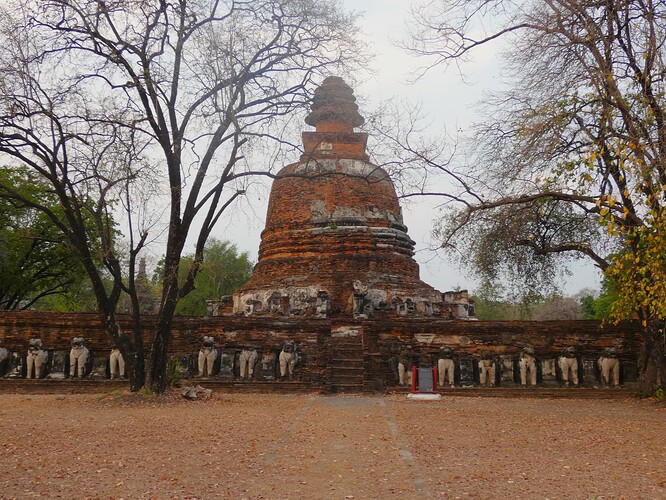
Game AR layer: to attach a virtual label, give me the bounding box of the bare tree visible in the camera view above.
[0,0,361,391]
[400,0,666,393]
[531,296,584,321]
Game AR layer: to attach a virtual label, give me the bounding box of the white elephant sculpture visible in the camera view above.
[198,336,218,377]
[558,346,579,386]
[598,348,620,387]
[279,340,299,380]
[519,347,537,386]
[478,358,496,387]
[109,347,125,379]
[437,347,455,388]
[397,346,413,386]
[238,348,258,380]
[26,339,49,379]
[70,337,89,378]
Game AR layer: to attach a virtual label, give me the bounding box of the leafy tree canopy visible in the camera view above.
[400,0,666,392]
[154,239,253,317]
[0,166,94,310]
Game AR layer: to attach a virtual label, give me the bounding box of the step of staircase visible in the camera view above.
[330,372,364,382]
[330,358,364,365]
[330,366,364,373]
[327,334,365,393]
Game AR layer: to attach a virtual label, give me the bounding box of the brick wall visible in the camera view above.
[0,310,642,387]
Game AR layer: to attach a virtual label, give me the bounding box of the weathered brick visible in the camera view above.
[233,76,466,320]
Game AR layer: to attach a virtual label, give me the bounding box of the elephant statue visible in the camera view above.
[558,346,579,386]
[198,336,218,377]
[279,340,299,380]
[598,347,620,387]
[26,339,49,379]
[109,346,125,379]
[478,356,496,387]
[519,347,538,386]
[437,347,455,388]
[397,346,413,386]
[257,351,277,381]
[238,348,258,381]
[70,337,89,378]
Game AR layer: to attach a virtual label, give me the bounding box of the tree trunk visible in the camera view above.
[110,318,145,392]
[149,307,176,393]
[144,356,152,391]
[126,283,146,392]
[637,321,666,396]
[121,336,145,392]
[149,271,180,393]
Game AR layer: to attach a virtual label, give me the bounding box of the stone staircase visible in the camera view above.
[326,331,365,393]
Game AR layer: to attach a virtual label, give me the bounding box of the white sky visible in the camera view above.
[207,0,603,296]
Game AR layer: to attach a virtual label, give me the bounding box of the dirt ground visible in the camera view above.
[0,391,664,499]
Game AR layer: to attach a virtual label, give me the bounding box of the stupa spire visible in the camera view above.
[301,76,368,161]
[305,76,365,132]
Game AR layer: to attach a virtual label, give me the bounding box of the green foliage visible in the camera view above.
[0,167,93,310]
[35,280,102,313]
[577,279,619,321]
[139,387,155,397]
[655,386,665,401]
[605,216,666,326]
[579,295,597,320]
[165,357,183,387]
[471,295,516,321]
[414,2,665,324]
[435,199,595,302]
[154,239,253,316]
[470,281,539,320]
[471,281,579,320]
[473,281,602,320]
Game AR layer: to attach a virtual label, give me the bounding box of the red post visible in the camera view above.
[411,366,417,393]
[433,366,438,392]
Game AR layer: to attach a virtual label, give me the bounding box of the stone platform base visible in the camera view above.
[0,379,639,399]
[392,385,637,400]
[0,379,316,395]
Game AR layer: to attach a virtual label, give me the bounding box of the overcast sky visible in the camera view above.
[208,1,603,296]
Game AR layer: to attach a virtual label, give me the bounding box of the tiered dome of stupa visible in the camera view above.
[232,77,471,319]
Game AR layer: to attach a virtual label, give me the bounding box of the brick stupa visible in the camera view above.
[230,77,473,319]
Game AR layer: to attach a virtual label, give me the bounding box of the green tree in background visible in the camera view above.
[34,281,100,313]
[578,280,619,321]
[0,167,91,310]
[154,240,253,317]
[470,281,542,320]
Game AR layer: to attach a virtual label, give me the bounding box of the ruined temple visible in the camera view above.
[0,78,639,393]
[217,77,474,320]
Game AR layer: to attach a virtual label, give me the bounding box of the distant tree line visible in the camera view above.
[471,283,617,322]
